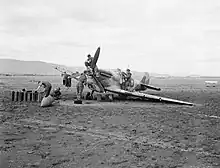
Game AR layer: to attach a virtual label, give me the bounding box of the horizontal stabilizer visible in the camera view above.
[140,83,161,91]
[139,72,160,91]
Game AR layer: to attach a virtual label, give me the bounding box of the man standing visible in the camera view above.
[35,81,52,97]
[124,69,132,90]
[67,75,71,87]
[76,70,87,100]
[62,72,70,87]
[116,68,126,89]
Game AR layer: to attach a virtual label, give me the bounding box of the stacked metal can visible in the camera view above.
[11,90,43,102]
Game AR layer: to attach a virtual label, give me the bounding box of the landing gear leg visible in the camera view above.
[89,90,94,100]
[85,91,94,100]
[91,90,95,97]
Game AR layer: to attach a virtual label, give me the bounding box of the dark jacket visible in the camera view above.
[42,81,51,88]
[125,72,132,80]
[86,57,94,66]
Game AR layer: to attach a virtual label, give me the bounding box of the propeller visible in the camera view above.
[89,47,105,93]
[90,47,100,70]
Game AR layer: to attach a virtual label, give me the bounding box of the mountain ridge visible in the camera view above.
[0,58,171,78]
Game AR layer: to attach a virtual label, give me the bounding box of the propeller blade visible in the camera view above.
[90,47,100,69]
[92,74,105,93]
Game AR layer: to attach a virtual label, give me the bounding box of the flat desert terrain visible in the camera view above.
[1,76,220,167]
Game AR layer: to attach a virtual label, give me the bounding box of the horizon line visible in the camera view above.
[0,58,217,77]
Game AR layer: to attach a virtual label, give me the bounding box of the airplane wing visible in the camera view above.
[53,65,73,74]
[70,72,80,81]
[53,65,81,81]
[105,88,194,106]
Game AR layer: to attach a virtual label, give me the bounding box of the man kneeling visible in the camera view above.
[50,87,61,100]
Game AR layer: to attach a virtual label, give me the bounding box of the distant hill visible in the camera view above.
[0,59,84,76]
[0,59,171,78]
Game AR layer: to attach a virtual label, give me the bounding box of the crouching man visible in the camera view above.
[76,71,87,100]
[35,81,52,98]
[50,87,61,100]
[84,54,99,76]
[85,54,93,71]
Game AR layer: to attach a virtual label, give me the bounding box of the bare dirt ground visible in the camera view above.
[1,76,220,167]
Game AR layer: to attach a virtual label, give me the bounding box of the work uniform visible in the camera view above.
[62,73,70,87]
[41,81,52,97]
[50,87,61,99]
[67,75,71,87]
[125,72,132,81]
[85,56,94,69]
[124,71,132,89]
[76,73,87,99]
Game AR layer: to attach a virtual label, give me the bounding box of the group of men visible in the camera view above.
[35,54,133,101]
[62,72,71,87]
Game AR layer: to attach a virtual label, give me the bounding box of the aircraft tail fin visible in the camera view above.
[139,72,161,91]
[140,72,150,85]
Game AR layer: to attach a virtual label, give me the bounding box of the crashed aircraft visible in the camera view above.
[61,47,194,106]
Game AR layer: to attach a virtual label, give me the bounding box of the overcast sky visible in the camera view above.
[0,0,220,76]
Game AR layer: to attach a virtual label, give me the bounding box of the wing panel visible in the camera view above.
[106,88,193,106]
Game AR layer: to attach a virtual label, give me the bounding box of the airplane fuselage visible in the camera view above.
[86,68,147,93]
